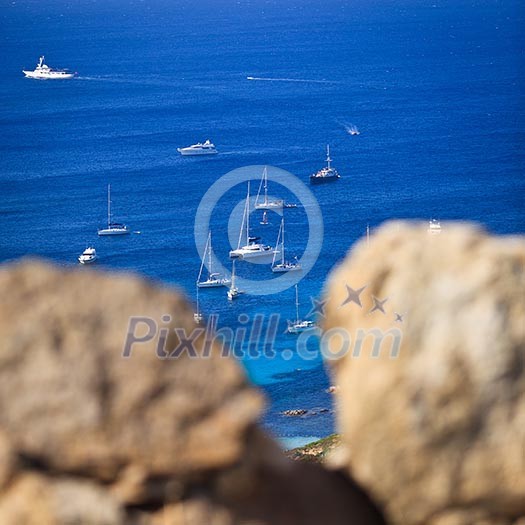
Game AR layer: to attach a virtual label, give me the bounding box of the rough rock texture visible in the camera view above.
[0,259,385,525]
[323,222,525,525]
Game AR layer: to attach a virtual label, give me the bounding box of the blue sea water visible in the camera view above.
[1,0,524,444]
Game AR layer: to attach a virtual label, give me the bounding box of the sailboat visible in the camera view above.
[227,259,243,301]
[286,285,316,334]
[229,182,277,260]
[194,285,203,324]
[254,166,284,210]
[272,218,301,273]
[197,232,230,288]
[97,185,130,236]
[260,211,269,225]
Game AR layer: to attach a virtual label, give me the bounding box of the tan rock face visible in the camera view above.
[0,259,386,525]
[0,260,262,486]
[323,222,525,525]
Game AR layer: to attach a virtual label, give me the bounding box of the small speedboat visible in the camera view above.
[78,247,97,264]
[177,140,218,156]
[23,56,76,79]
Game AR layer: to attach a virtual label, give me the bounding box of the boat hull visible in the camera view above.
[23,71,75,79]
[78,256,97,265]
[197,280,230,288]
[310,175,340,184]
[97,228,130,236]
[254,202,284,211]
[271,263,302,273]
[178,149,218,156]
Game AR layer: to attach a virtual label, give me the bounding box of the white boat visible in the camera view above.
[227,260,243,300]
[197,232,230,288]
[98,185,130,236]
[254,166,284,210]
[347,124,360,136]
[177,140,218,156]
[23,56,76,79]
[78,247,97,265]
[272,218,301,273]
[260,211,269,225]
[194,285,203,324]
[310,145,341,184]
[428,219,442,235]
[286,285,316,334]
[229,182,277,260]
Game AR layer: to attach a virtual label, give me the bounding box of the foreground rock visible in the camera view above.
[0,260,385,525]
[323,222,525,525]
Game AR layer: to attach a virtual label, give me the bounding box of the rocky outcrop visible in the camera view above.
[0,259,385,525]
[323,222,525,525]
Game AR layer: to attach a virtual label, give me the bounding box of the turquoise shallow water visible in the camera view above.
[1,0,524,440]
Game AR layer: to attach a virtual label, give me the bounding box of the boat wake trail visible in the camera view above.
[338,120,361,136]
[246,76,336,84]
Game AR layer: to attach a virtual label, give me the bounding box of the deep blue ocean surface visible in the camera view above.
[1,0,524,446]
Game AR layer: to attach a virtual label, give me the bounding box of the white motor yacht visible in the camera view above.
[177,140,218,156]
[23,56,76,79]
[78,247,97,264]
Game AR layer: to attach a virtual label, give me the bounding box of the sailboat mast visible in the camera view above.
[231,260,236,288]
[295,285,300,323]
[263,166,268,204]
[366,224,370,247]
[207,232,213,278]
[197,233,209,283]
[246,182,250,244]
[107,184,111,227]
[326,145,331,169]
[281,218,285,264]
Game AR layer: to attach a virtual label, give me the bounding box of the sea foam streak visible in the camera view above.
[247,76,334,84]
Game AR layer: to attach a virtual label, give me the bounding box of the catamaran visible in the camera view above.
[197,232,230,288]
[229,183,277,260]
[97,185,130,236]
[272,218,301,273]
[227,260,243,300]
[286,285,316,334]
[310,145,340,184]
[254,166,284,210]
[23,56,76,79]
[78,247,97,265]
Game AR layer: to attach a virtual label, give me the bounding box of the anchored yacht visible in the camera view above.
[310,145,340,184]
[254,166,284,210]
[23,56,76,79]
[78,247,97,265]
[229,183,277,261]
[286,285,316,334]
[177,140,218,156]
[272,218,301,273]
[197,232,230,288]
[97,185,130,236]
